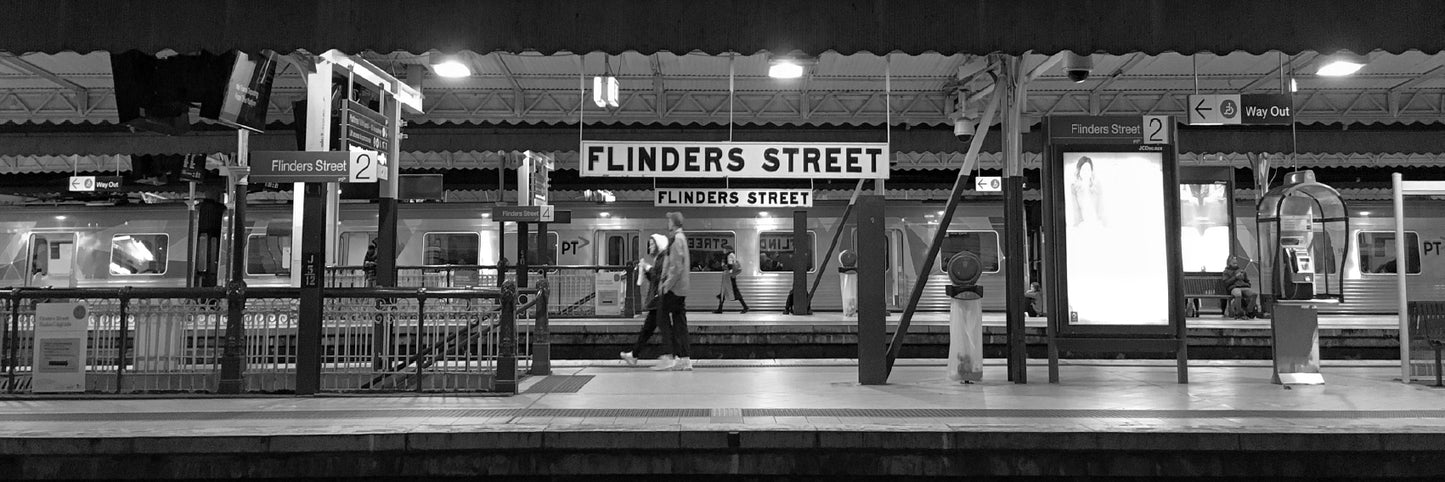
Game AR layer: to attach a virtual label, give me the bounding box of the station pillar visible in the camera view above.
[792,210,811,315]
[856,195,887,385]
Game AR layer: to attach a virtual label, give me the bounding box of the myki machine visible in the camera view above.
[838,250,859,317]
[941,244,985,383]
[1256,170,1350,386]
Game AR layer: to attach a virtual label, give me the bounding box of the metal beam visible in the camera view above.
[495,53,526,117]
[1089,53,1146,93]
[1238,52,1319,94]
[0,53,89,113]
[650,54,665,119]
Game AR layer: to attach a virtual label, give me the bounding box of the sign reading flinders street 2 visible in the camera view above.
[580,141,889,179]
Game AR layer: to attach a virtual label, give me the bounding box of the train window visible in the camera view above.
[1358,231,1421,275]
[246,234,291,275]
[502,232,559,265]
[340,232,378,266]
[685,232,736,272]
[942,231,1001,273]
[109,234,169,275]
[759,231,816,272]
[423,232,480,265]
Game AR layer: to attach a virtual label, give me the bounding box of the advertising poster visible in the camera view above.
[1179,183,1232,272]
[1062,152,1169,326]
[32,302,89,393]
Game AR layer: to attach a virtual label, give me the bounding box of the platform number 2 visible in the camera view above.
[349,150,377,183]
[1142,115,1170,145]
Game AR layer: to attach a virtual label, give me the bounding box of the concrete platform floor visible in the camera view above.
[4,360,1445,479]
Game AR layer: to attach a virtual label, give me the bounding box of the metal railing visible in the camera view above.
[0,283,542,395]
[327,264,633,318]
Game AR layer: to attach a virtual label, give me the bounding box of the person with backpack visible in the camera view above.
[713,246,749,314]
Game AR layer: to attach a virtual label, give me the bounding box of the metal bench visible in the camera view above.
[1408,301,1445,387]
[1182,273,1231,317]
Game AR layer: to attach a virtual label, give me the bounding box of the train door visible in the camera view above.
[597,230,642,309]
[27,233,77,288]
[597,230,642,266]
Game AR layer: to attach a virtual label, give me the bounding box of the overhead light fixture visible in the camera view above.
[1316,52,1368,77]
[758,211,771,218]
[593,76,619,107]
[431,58,471,78]
[1290,78,1299,93]
[600,212,611,218]
[767,57,808,79]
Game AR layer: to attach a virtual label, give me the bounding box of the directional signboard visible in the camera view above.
[1188,94,1293,125]
[975,176,1002,192]
[251,150,382,183]
[343,100,389,152]
[68,175,122,192]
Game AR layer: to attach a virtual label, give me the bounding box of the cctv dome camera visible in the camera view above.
[953,118,976,142]
[1064,52,1094,83]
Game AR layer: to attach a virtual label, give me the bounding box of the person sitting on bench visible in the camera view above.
[1221,257,1260,319]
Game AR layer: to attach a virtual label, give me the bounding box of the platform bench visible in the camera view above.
[1409,301,1445,387]
[1182,273,1231,317]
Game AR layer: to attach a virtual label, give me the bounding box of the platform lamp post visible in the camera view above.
[219,162,250,395]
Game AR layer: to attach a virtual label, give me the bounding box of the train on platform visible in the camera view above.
[2,197,1443,314]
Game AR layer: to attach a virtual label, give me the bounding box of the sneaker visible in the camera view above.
[651,355,677,371]
[740,308,749,314]
[673,357,693,371]
[620,351,638,366]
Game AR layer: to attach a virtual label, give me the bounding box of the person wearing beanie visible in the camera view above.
[621,233,670,366]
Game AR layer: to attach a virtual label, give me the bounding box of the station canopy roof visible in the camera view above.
[3,0,1445,174]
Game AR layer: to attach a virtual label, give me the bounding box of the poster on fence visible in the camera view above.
[594,271,625,316]
[32,302,88,393]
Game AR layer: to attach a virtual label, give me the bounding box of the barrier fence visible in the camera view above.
[0,282,543,395]
[328,264,634,318]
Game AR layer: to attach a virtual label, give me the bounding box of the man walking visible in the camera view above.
[655,212,694,371]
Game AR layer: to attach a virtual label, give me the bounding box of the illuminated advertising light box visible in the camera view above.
[1061,151,1171,326]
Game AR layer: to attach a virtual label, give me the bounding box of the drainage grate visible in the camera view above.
[523,375,595,394]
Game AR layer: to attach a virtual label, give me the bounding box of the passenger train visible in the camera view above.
[2,196,1443,314]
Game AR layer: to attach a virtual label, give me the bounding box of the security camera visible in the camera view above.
[1064,52,1094,83]
[953,117,976,142]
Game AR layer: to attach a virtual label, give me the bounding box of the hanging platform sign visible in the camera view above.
[250,150,381,183]
[654,188,813,208]
[581,141,889,179]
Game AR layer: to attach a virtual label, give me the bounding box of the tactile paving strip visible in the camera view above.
[6,408,1445,422]
[523,375,595,394]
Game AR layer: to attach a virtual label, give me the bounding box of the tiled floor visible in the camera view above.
[1,361,1443,438]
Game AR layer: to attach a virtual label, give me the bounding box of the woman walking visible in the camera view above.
[713,246,749,313]
[621,234,670,365]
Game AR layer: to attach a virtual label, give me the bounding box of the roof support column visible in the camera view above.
[1001,55,1029,384]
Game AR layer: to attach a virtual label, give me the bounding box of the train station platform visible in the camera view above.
[4,359,1445,480]
[545,311,1405,360]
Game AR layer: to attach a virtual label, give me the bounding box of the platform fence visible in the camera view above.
[0,284,540,395]
[328,264,632,318]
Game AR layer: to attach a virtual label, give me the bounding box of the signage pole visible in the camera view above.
[219,133,250,395]
[297,183,326,395]
[377,88,404,287]
[518,222,530,289]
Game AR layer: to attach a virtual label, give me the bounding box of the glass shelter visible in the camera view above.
[1256,170,1350,302]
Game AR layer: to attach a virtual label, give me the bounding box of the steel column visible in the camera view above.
[218,132,250,395]
[1001,56,1029,384]
[296,182,327,395]
[792,210,811,315]
[857,195,887,384]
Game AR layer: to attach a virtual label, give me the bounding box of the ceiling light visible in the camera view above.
[1316,52,1368,77]
[1290,78,1299,93]
[768,59,805,79]
[593,76,619,108]
[432,59,471,78]
[600,212,611,218]
[758,211,771,218]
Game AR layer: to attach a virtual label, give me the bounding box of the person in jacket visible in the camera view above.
[621,233,669,366]
[1221,256,1260,319]
[713,246,749,314]
[655,212,694,371]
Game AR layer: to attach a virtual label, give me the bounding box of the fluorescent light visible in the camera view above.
[600,212,611,218]
[432,60,471,78]
[593,76,606,107]
[768,60,805,79]
[1316,60,1364,77]
[759,211,771,218]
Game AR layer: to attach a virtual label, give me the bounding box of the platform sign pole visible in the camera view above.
[792,210,811,315]
[218,133,250,394]
[1394,173,1410,383]
[297,183,326,395]
[1001,56,1029,384]
[518,222,530,289]
[857,195,887,385]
